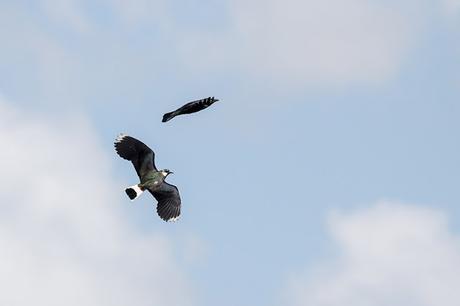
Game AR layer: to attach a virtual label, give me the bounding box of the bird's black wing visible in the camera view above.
[178,96,217,114]
[149,182,181,222]
[114,134,157,178]
[162,96,219,122]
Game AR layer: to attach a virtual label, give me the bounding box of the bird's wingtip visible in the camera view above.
[162,112,174,123]
[165,216,180,222]
[115,133,128,143]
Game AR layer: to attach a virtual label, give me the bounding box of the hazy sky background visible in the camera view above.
[0,1,459,306]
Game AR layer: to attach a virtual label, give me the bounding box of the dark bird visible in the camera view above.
[114,134,181,222]
[162,96,219,122]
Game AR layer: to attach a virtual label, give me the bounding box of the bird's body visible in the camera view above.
[139,170,164,189]
[162,96,219,122]
[114,134,181,222]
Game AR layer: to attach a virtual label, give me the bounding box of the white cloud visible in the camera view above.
[0,0,457,106]
[0,95,195,306]
[106,0,171,29]
[0,0,417,96]
[179,0,415,87]
[443,0,460,14]
[285,201,460,306]
[40,0,91,33]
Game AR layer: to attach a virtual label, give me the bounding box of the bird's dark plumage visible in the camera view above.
[162,96,219,122]
[150,183,181,222]
[114,134,181,222]
[114,135,157,176]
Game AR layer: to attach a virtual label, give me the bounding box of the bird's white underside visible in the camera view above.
[128,184,144,201]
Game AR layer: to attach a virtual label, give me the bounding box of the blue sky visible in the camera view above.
[0,1,459,306]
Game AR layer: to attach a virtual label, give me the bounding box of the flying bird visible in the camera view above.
[114,134,181,222]
[162,96,219,122]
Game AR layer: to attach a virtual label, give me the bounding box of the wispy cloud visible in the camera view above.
[1,0,458,106]
[0,95,195,306]
[443,0,460,14]
[106,0,171,29]
[179,0,415,87]
[40,0,91,33]
[0,0,429,102]
[285,201,460,306]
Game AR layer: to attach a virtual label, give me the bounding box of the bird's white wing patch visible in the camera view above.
[116,133,128,143]
[126,184,144,201]
[167,216,180,222]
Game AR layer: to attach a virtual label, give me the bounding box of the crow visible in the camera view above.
[114,134,181,222]
[162,96,219,122]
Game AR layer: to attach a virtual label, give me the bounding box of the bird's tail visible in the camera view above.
[162,111,176,122]
[125,184,144,201]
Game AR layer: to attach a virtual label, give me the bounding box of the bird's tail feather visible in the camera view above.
[125,184,144,201]
[162,111,176,122]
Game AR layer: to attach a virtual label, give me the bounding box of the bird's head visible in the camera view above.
[161,169,173,177]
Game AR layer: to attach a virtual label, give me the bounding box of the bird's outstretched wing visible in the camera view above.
[114,134,157,177]
[149,182,181,222]
[162,96,219,122]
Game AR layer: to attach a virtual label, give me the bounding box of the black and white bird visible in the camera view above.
[114,134,181,222]
[162,96,219,122]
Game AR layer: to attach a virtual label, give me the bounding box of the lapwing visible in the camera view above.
[114,134,181,222]
[162,96,219,122]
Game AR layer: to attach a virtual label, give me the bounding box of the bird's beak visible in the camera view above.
[215,99,220,102]
[169,171,174,175]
